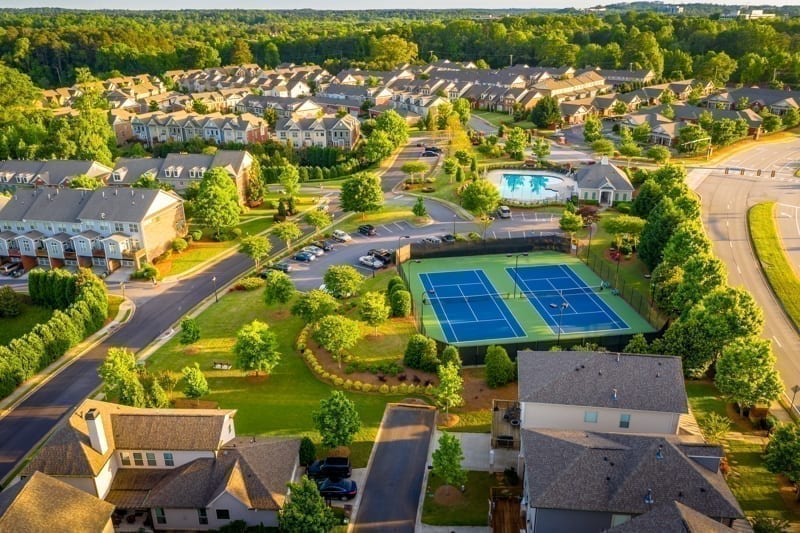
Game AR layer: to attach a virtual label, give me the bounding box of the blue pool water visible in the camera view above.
[499,173,563,202]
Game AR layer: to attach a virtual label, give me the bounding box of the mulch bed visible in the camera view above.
[434,485,465,506]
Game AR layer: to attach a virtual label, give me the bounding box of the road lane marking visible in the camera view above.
[774,336,783,348]
[737,265,742,274]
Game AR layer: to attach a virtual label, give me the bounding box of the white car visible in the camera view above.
[359,255,384,269]
[420,236,442,245]
[332,229,352,242]
[302,245,325,257]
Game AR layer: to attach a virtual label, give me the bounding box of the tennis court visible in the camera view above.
[508,264,628,334]
[403,252,654,347]
[419,270,526,343]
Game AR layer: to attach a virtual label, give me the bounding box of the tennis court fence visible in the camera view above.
[408,234,571,261]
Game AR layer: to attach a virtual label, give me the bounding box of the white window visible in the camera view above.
[129,223,139,233]
[133,452,144,466]
[619,414,631,428]
[120,452,131,466]
[20,240,32,252]
[584,411,598,423]
[198,509,208,525]
[164,452,174,466]
[155,508,166,524]
[114,223,125,232]
[146,452,157,466]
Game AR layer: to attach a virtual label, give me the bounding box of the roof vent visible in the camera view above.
[656,445,664,459]
[612,388,618,401]
[100,212,106,220]
[575,367,580,371]
[644,489,654,505]
[656,372,660,378]
[598,371,602,376]
[616,354,620,363]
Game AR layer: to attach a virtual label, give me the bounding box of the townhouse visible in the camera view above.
[0,159,112,188]
[0,186,185,272]
[273,114,361,149]
[127,111,268,147]
[235,94,323,119]
[701,86,800,116]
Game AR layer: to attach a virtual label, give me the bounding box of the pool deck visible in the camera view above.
[486,169,577,204]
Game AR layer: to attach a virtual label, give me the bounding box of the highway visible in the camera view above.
[692,138,800,403]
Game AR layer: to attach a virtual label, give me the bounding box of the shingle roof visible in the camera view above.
[111,157,166,185]
[77,187,181,223]
[517,351,688,414]
[606,500,735,532]
[0,471,115,533]
[522,429,743,520]
[574,160,634,192]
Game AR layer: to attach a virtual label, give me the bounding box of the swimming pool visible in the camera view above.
[498,173,564,202]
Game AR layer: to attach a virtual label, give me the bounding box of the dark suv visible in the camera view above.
[307,457,352,479]
[358,224,376,236]
[368,248,393,264]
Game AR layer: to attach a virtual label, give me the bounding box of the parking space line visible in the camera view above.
[381,225,393,233]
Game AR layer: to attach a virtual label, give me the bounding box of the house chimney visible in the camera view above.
[85,408,109,454]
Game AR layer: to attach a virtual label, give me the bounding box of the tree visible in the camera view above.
[590,139,615,156]
[156,370,179,398]
[661,219,711,269]
[368,34,418,71]
[273,221,302,249]
[195,167,240,239]
[460,179,501,214]
[69,174,103,190]
[362,130,394,163]
[323,265,364,298]
[452,98,471,125]
[0,286,20,318]
[531,137,550,165]
[623,333,649,354]
[559,209,583,246]
[632,122,651,145]
[180,317,200,344]
[442,157,458,178]
[263,270,295,305]
[782,108,800,129]
[401,161,428,183]
[304,209,332,235]
[440,345,461,368]
[312,390,362,449]
[117,373,146,408]
[234,320,281,376]
[762,113,782,133]
[279,165,301,199]
[485,345,515,387]
[765,424,800,484]
[374,109,409,147]
[677,124,709,154]
[583,115,603,143]
[602,215,646,247]
[412,197,428,218]
[313,315,362,367]
[638,197,684,271]
[390,290,411,317]
[359,291,390,334]
[98,347,138,402]
[436,362,464,415]
[291,290,340,323]
[530,96,561,128]
[404,334,439,372]
[279,476,338,533]
[670,254,727,312]
[699,413,731,445]
[431,433,467,488]
[646,145,671,164]
[503,127,528,159]
[611,101,629,116]
[694,51,738,86]
[181,363,209,402]
[229,37,253,64]
[715,337,782,415]
[240,235,272,269]
[132,172,167,189]
[142,376,169,408]
[340,172,384,218]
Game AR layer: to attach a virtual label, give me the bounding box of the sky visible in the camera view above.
[3,0,800,9]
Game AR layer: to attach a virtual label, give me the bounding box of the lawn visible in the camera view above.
[421,470,494,526]
[143,287,409,467]
[107,295,123,322]
[337,204,417,231]
[686,380,797,522]
[0,295,53,345]
[748,202,800,330]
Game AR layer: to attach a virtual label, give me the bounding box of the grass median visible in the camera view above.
[748,202,800,330]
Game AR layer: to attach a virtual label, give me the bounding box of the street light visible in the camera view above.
[586,222,595,264]
[549,301,569,346]
[211,275,218,303]
[453,214,457,236]
[791,385,800,410]
[506,252,528,299]
[614,250,622,289]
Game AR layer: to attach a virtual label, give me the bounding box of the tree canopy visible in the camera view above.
[312,390,362,449]
[340,172,384,216]
[233,320,281,376]
[194,167,240,238]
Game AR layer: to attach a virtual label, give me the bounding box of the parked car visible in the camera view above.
[259,261,292,276]
[302,245,325,257]
[441,234,456,243]
[497,205,512,219]
[425,146,443,154]
[331,229,352,242]
[312,240,335,252]
[316,478,358,501]
[368,248,393,264]
[316,203,329,212]
[358,224,376,236]
[0,262,22,276]
[359,255,384,269]
[307,457,352,479]
[9,268,24,278]
[421,151,438,157]
[319,283,352,299]
[420,236,442,245]
[293,251,316,262]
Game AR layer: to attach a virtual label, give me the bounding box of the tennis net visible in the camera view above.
[521,287,600,299]
[423,292,510,305]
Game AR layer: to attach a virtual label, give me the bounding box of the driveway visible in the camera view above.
[353,404,436,533]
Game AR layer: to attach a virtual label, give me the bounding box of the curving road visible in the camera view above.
[692,138,800,402]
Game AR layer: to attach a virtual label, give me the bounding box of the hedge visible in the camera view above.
[0,268,108,399]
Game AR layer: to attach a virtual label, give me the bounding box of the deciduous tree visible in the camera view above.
[181,363,209,402]
[715,337,782,414]
[460,179,501,214]
[312,315,362,367]
[195,167,240,239]
[304,209,332,235]
[436,362,464,415]
[291,290,340,323]
[279,476,338,533]
[234,320,281,376]
[263,270,295,305]
[431,433,467,488]
[240,235,272,269]
[312,390,362,448]
[359,291,390,334]
[340,172,384,218]
[273,221,302,249]
[583,115,602,143]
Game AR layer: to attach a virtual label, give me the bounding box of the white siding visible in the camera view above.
[116,449,216,469]
[94,457,119,499]
[521,402,680,434]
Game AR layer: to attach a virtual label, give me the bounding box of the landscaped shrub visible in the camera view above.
[485,345,516,388]
[352,381,364,391]
[439,345,461,368]
[390,290,411,317]
[363,383,373,392]
[172,237,188,253]
[343,379,353,390]
[299,436,316,466]
[386,276,405,295]
[0,286,20,318]
[180,317,200,344]
[190,229,203,241]
[379,384,390,394]
[404,334,438,370]
[233,277,265,291]
[132,264,158,280]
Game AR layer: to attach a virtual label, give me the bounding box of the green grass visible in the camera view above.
[338,205,417,231]
[402,251,655,347]
[422,470,494,526]
[0,296,53,345]
[157,241,230,277]
[238,216,273,236]
[686,380,795,522]
[107,295,123,322]
[143,288,408,467]
[748,202,800,331]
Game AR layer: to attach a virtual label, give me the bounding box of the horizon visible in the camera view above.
[4,0,800,10]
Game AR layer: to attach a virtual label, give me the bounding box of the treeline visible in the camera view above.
[0,269,108,399]
[3,9,800,88]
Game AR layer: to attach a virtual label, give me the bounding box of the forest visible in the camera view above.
[2,8,800,88]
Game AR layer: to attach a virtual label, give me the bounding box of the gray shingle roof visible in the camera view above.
[77,188,180,223]
[522,429,743,520]
[517,351,688,414]
[0,471,115,533]
[111,157,165,185]
[606,500,735,532]
[574,161,634,192]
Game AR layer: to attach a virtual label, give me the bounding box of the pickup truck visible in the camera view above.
[307,457,352,479]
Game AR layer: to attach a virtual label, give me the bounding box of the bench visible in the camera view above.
[212,361,232,370]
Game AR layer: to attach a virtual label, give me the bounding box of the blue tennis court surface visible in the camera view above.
[508,264,629,334]
[419,270,526,343]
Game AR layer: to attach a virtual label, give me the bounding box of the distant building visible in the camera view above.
[573,157,635,206]
[274,114,361,149]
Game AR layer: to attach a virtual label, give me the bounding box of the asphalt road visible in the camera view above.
[692,139,800,401]
[353,405,436,533]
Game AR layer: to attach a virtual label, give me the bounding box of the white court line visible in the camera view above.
[455,285,480,322]
[474,270,522,336]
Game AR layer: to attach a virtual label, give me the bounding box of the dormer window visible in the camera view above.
[112,172,122,182]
